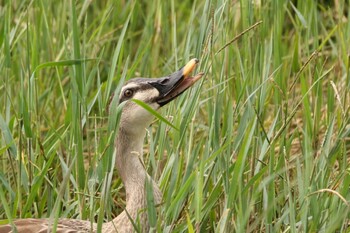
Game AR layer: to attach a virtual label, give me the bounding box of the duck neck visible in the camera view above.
[115,126,147,195]
[114,126,162,208]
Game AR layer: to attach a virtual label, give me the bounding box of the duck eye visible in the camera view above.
[124,89,134,98]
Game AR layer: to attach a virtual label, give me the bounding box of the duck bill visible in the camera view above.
[148,58,204,106]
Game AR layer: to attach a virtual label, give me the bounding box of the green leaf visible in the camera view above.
[0,114,17,158]
[131,99,179,131]
[145,177,157,228]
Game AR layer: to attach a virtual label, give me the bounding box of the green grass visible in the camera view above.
[1,0,350,232]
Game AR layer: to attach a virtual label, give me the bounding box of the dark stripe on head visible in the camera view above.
[119,81,155,104]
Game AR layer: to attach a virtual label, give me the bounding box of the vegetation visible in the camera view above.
[1,0,349,232]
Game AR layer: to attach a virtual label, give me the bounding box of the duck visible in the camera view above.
[0,58,204,233]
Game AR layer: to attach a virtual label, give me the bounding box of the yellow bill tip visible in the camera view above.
[183,58,199,77]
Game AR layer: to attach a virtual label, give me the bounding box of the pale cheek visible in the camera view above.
[121,107,154,129]
[148,102,161,111]
[134,89,160,102]
[133,108,154,124]
[120,100,160,130]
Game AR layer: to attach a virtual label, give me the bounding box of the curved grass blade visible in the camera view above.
[131,99,179,131]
